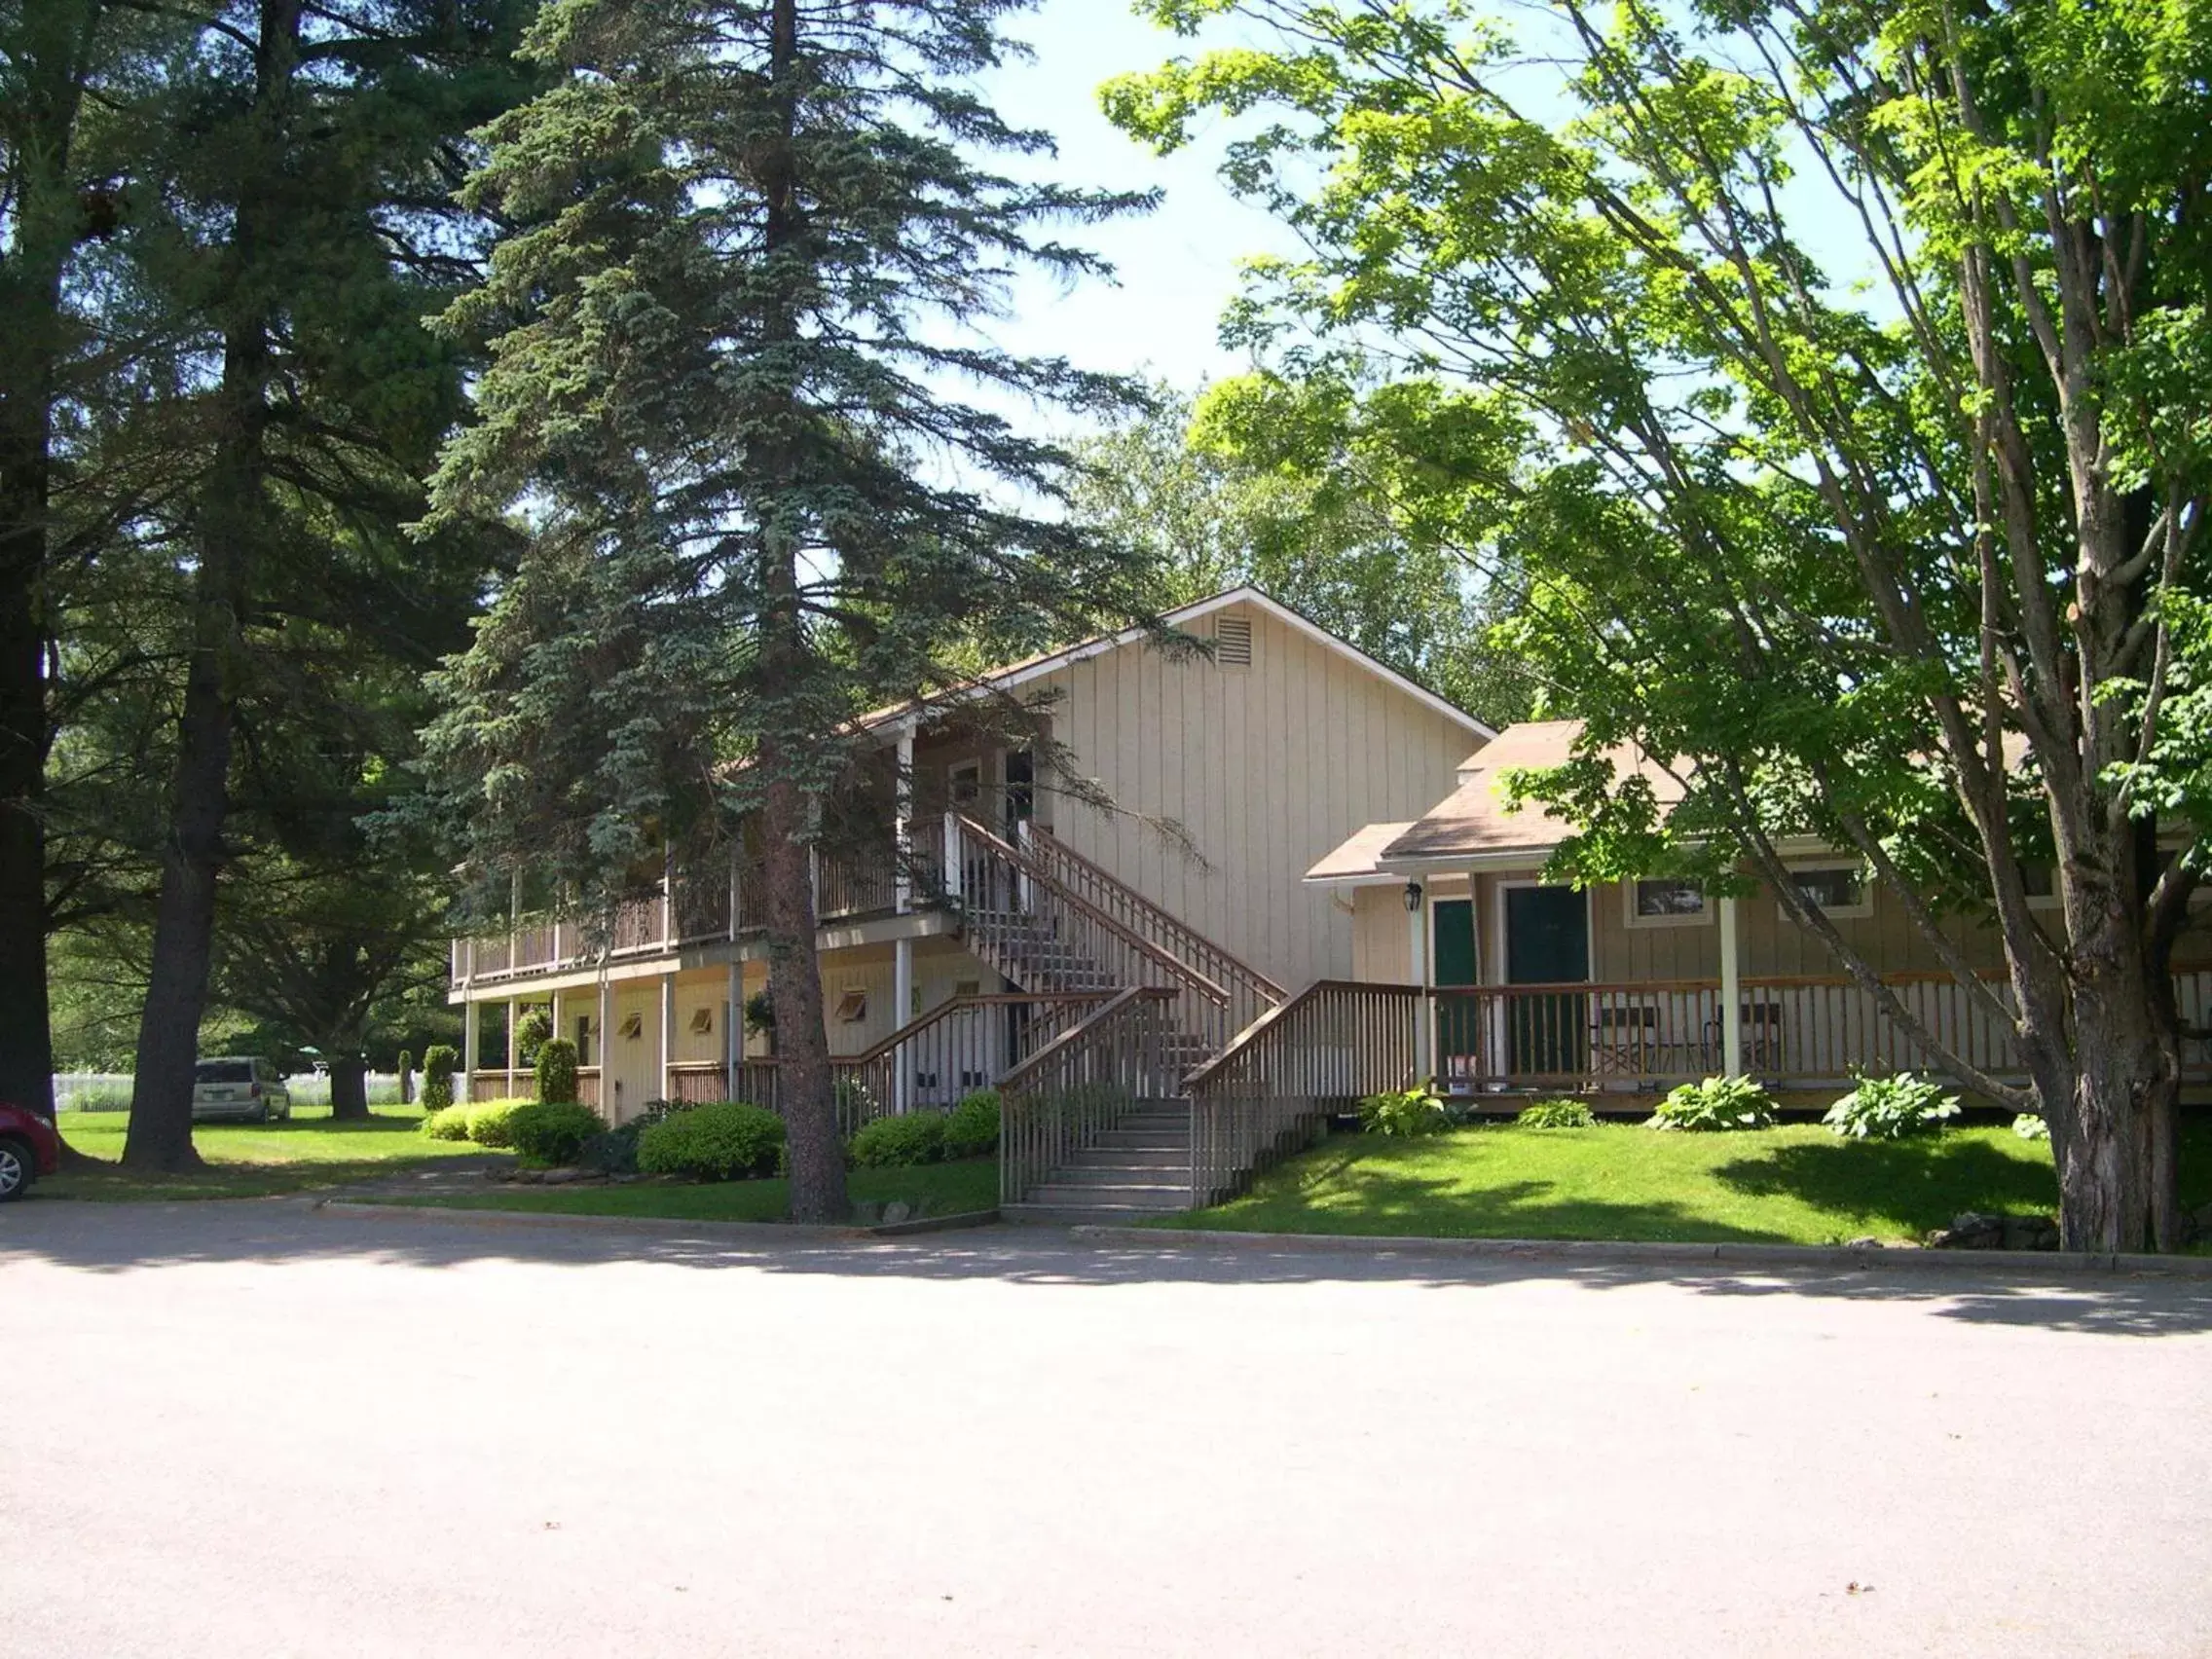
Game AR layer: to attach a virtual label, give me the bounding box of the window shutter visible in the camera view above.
[1215,614,1253,667]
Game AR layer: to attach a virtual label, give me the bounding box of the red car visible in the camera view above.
[0,1104,62,1202]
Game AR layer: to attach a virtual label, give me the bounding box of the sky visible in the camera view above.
[970,0,1300,398]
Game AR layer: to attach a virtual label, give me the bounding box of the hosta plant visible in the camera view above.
[1823,1072,1960,1140]
[1647,1076,1776,1132]
[1359,1086,1452,1138]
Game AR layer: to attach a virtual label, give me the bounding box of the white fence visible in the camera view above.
[53,1071,405,1111]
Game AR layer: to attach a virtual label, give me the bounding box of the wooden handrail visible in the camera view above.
[841,990,1117,1068]
[949,813,1232,1005]
[1022,822,1288,1002]
[1183,979,1423,1093]
[996,985,1174,1097]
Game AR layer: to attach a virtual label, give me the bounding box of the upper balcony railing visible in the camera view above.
[451,823,915,987]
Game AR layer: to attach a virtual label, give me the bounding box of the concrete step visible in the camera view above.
[1010,1182,1194,1213]
[1001,1201,1194,1225]
[1092,1130,1191,1152]
[1049,1158,1191,1184]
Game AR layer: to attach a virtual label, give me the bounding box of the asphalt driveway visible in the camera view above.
[5,1199,2210,1657]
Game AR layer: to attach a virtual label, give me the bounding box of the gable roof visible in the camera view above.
[862,586,1494,742]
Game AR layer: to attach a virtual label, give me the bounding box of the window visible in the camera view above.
[834,989,868,1024]
[1214,614,1253,668]
[618,1012,644,1041]
[953,977,982,999]
[948,761,981,808]
[1785,866,1872,919]
[688,1006,714,1035]
[2021,862,2061,909]
[1625,878,1709,928]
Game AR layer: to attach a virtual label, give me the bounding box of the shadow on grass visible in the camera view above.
[1711,1137,2059,1235]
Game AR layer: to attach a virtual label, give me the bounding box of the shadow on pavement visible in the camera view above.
[6,1194,2212,1339]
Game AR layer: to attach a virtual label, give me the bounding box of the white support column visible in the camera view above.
[942,811,963,902]
[728,843,742,939]
[550,988,564,1065]
[725,958,741,1094]
[659,973,677,1106]
[1719,894,1743,1077]
[598,975,616,1122]
[893,936,914,1116]
[894,723,915,915]
[662,849,676,947]
[506,996,520,1098]
[461,999,480,1105]
[1409,889,1430,1083]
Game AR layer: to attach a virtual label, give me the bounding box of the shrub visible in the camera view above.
[834,1076,879,1129]
[577,1100,674,1175]
[534,1038,580,1106]
[2013,1112,2051,1141]
[1517,1098,1597,1129]
[421,1103,472,1141]
[463,1097,532,1149]
[848,1111,948,1168]
[1823,1072,1960,1140]
[507,1101,604,1165]
[637,1101,785,1181]
[513,1008,552,1065]
[421,1045,459,1112]
[942,1089,1001,1159]
[1647,1076,1776,1131]
[1360,1086,1452,1137]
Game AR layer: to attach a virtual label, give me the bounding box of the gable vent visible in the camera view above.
[1215,615,1253,668]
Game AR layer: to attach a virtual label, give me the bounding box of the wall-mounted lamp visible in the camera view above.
[1402,879,1424,913]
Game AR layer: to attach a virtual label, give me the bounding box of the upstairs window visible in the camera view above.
[1786,865,1872,919]
[1626,878,1709,927]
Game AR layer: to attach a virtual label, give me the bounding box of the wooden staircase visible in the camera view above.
[939,814,1283,1219]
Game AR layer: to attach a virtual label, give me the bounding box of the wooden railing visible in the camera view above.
[1020,823,1285,1038]
[1000,986,1177,1205]
[946,813,1239,1060]
[576,1066,601,1109]
[1186,981,1425,1205]
[833,991,1116,1123]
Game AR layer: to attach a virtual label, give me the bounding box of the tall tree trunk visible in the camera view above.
[327,1054,368,1120]
[124,0,300,1171]
[760,764,842,1220]
[0,0,99,1124]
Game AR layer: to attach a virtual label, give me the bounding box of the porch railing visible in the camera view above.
[1186,981,1425,1205]
[1000,986,1176,1205]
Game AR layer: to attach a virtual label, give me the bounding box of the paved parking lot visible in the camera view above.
[6,1199,2211,1657]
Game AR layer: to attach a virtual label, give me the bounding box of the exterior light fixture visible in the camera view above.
[1403,879,1424,913]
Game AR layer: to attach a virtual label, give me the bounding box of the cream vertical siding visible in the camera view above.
[1350,887,1413,983]
[1034,601,1481,993]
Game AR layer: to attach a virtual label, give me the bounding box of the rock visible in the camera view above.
[541,1167,581,1185]
[2000,1214,2060,1251]
[1845,1236,1884,1250]
[1928,1211,2005,1250]
[609,1172,640,1185]
[881,1200,911,1226]
[511,1167,546,1185]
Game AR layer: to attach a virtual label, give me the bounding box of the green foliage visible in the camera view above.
[421,1046,459,1112]
[1359,1086,1452,1138]
[1825,1074,1962,1141]
[848,1112,948,1169]
[576,1100,674,1176]
[1517,1099,1598,1129]
[463,1098,532,1149]
[421,1104,473,1141]
[514,1009,552,1064]
[636,1102,787,1182]
[2014,1113,2052,1142]
[942,1090,1002,1159]
[533,1038,579,1106]
[1648,1078,1778,1133]
[506,1101,605,1166]
[743,991,776,1038]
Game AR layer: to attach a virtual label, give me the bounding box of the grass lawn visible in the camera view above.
[41,1105,487,1201]
[365,1157,1001,1225]
[1169,1118,2212,1247]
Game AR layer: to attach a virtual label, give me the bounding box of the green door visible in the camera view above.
[1432,899,1479,1076]
[1505,886,1588,1078]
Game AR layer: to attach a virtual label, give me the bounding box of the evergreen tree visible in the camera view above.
[422,0,1155,1219]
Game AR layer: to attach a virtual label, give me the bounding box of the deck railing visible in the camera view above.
[1186,981,1426,1205]
[999,986,1176,1205]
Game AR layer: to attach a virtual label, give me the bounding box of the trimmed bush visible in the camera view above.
[1647,1075,1776,1131]
[576,1100,673,1175]
[463,1097,532,1149]
[507,1101,605,1165]
[942,1089,1001,1159]
[534,1037,580,1106]
[421,1045,459,1112]
[1823,1072,1960,1140]
[2013,1112,2051,1141]
[421,1103,472,1141]
[849,1111,948,1168]
[1360,1086,1452,1138]
[514,1008,552,1065]
[1517,1098,1597,1129]
[637,1101,786,1181]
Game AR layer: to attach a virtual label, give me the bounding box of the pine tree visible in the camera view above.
[423,0,1155,1219]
